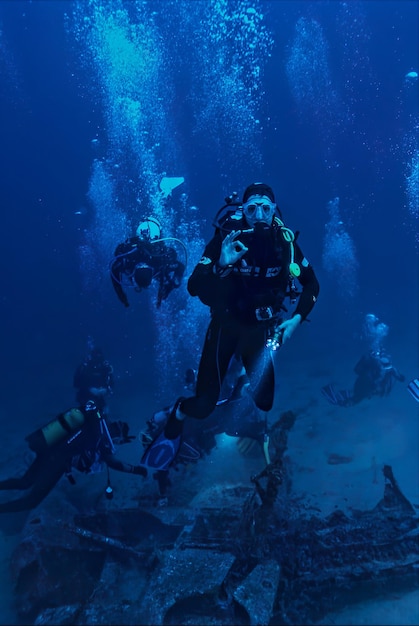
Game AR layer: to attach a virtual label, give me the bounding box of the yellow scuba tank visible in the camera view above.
[25,408,86,454]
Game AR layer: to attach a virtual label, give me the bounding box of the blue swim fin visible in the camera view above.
[140,430,182,471]
[407,378,419,402]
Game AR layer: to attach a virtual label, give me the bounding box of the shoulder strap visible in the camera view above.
[273,217,301,279]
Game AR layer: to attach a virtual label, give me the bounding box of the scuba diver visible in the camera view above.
[141,182,320,471]
[73,345,114,412]
[110,216,186,308]
[0,339,144,515]
[0,400,145,514]
[322,314,405,407]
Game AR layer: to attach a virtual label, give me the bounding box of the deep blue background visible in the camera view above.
[0,1,417,428]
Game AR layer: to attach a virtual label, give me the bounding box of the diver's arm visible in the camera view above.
[292,243,320,322]
[187,234,228,306]
[102,452,146,476]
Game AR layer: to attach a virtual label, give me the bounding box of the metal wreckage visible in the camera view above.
[9,410,419,625]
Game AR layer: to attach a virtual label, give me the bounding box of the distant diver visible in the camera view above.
[110,216,186,308]
[0,336,144,514]
[322,314,405,407]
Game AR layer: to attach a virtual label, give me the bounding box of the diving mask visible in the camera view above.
[242,196,276,227]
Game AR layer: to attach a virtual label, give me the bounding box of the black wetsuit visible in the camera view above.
[179,214,320,420]
[110,236,185,308]
[0,408,144,513]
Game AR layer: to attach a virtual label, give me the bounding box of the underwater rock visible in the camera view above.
[141,548,236,625]
[233,560,281,626]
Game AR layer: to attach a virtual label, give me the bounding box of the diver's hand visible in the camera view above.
[278,314,301,343]
[219,230,248,267]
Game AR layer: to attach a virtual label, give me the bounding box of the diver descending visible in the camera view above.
[110,216,186,308]
[322,314,405,407]
[141,182,320,471]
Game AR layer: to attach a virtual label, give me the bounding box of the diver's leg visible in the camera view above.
[180,319,238,420]
[352,376,371,404]
[0,454,66,514]
[141,320,237,471]
[0,456,43,491]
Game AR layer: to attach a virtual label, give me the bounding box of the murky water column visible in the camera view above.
[157,194,210,394]
[167,0,273,178]
[69,0,174,250]
[0,18,22,104]
[67,1,210,396]
[78,159,129,294]
[322,197,359,304]
[285,16,359,304]
[285,16,346,158]
[405,148,419,244]
[403,112,419,244]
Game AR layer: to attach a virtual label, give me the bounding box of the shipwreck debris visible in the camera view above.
[9,410,419,625]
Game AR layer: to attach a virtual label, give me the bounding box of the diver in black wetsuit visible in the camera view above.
[142,182,320,471]
[0,401,146,514]
[110,216,185,308]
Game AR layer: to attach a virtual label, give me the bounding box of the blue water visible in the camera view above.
[0,0,417,621]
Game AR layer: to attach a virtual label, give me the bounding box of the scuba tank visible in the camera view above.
[25,408,86,454]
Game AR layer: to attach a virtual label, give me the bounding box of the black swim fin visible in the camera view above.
[140,429,182,471]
